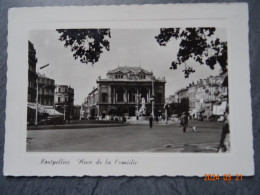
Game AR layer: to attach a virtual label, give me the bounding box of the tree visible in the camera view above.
[155,28,227,78]
[56,29,111,65]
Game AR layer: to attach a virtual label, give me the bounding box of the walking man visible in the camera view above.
[180,112,188,133]
[217,108,230,152]
[149,115,153,128]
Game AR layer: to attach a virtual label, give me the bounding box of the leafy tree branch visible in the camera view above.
[155,28,227,78]
[56,29,111,65]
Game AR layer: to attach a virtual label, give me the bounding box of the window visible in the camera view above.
[58,97,60,103]
[129,89,136,102]
[58,88,61,92]
[157,93,162,103]
[116,74,123,79]
[116,88,124,102]
[140,75,146,79]
[139,88,148,102]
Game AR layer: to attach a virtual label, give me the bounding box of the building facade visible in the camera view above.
[38,74,55,106]
[54,85,74,120]
[171,73,228,119]
[82,66,166,119]
[27,41,38,124]
[28,41,37,103]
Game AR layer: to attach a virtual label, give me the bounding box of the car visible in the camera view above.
[39,116,65,125]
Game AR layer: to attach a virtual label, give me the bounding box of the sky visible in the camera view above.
[29,28,226,105]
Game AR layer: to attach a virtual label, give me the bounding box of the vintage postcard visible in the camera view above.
[4,4,254,176]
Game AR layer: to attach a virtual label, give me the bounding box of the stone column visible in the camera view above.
[123,88,126,102]
[108,85,111,103]
[148,88,151,101]
[147,87,149,102]
[113,87,116,103]
[136,89,139,104]
[124,88,127,102]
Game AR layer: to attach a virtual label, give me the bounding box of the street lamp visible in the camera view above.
[64,104,67,121]
[164,102,168,124]
[35,64,49,126]
[151,76,155,117]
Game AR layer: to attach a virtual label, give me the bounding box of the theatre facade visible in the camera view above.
[82,66,166,119]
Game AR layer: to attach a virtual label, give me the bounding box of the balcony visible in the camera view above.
[39,91,54,96]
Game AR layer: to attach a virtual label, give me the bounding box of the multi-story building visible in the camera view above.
[176,88,188,103]
[187,83,197,113]
[72,105,81,120]
[82,87,99,119]
[171,73,228,119]
[27,41,37,124]
[83,66,166,119]
[28,41,37,103]
[54,85,74,120]
[37,73,55,106]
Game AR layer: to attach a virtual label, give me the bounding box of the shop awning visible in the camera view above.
[27,103,63,116]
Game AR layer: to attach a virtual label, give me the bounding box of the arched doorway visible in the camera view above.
[139,87,148,102]
[116,87,124,102]
[128,88,136,102]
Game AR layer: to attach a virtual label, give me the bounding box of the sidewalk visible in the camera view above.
[126,119,179,125]
[27,121,128,130]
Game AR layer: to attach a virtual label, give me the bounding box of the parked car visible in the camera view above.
[38,116,64,125]
[208,115,218,122]
[170,114,179,122]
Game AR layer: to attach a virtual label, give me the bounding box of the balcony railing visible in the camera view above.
[39,91,54,96]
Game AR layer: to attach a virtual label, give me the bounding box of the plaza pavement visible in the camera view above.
[27,120,223,153]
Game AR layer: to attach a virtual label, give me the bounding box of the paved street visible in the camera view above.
[27,120,223,153]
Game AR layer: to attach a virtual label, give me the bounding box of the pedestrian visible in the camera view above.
[217,107,230,152]
[149,115,153,128]
[180,112,188,133]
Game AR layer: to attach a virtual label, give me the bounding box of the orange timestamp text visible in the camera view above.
[204,174,243,181]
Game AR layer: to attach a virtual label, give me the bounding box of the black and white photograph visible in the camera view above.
[27,27,229,153]
[4,4,254,177]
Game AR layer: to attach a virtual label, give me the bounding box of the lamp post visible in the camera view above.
[53,104,56,126]
[151,76,155,117]
[63,104,68,121]
[136,93,141,120]
[35,64,49,126]
[97,103,99,120]
[164,103,168,124]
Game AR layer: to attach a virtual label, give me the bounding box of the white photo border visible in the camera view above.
[4,3,254,176]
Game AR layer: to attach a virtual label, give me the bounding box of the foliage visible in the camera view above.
[155,28,227,78]
[56,29,111,65]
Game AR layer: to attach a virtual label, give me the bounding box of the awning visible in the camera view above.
[27,103,63,116]
[27,103,46,113]
[213,101,227,115]
[43,108,63,116]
